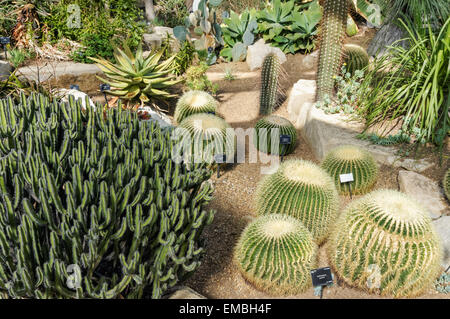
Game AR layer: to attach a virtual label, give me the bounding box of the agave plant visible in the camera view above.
[90,44,181,109]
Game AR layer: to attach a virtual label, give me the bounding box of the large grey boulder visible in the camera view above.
[246,39,287,71]
[433,216,450,269]
[0,61,12,81]
[143,26,178,51]
[398,170,449,219]
[53,88,96,111]
[137,106,173,129]
[17,62,101,83]
[167,286,206,299]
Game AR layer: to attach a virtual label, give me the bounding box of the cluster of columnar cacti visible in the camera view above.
[234,214,318,295]
[321,145,378,195]
[317,0,349,100]
[328,189,442,298]
[343,44,370,74]
[178,113,235,162]
[444,168,450,201]
[259,53,281,115]
[255,159,339,244]
[253,115,297,155]
[0,93,215,299]
[174,91,218,124]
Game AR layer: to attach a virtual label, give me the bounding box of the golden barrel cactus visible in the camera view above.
[174,90,218,124]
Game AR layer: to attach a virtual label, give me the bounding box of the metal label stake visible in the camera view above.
[0,37,10,60]
[100,83,111,105]
[70,84,80,91]
[311,267,334,299]
[279,135,291,162]
[214,154,226,178]
[339,173,354,199]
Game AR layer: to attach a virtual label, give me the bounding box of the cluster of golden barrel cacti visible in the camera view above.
[234,144,443,298]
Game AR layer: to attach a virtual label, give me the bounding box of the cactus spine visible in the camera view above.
[255,159,339,244]
[174,90,218,124]
[317,0,349,100]
[259,53,281,115]
[321,145,378,195]
[234,214,318,295]
[444,168,450,201]
[328,189,442,298]
[343,44,369,74]
[253,115,297,155]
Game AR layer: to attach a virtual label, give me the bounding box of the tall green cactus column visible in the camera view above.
[316,0,349,100]
[259,53,281,115]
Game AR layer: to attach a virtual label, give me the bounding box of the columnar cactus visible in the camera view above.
[321,145,378,195]
[0,93,215,299]
[255,159,339,244]
[316,0,349,100]
[328,189,442,298]
[174,90,218,124]
[444,168,450,201]
[259,53,281,115]
[253,115,297,155]
[343,44,370,74]
[234,214,318,295]
[178,113,235,162]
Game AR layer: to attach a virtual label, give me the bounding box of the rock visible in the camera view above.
[0,61,12,81]
[167,286,206,299]
[367,22,408,57]
[53,88,96,111]
[286,79,316,127]
[143,27,179,52]
[301,51,319,70]
[246,39,287,71]
[398,170,448,219]
[137,106,173,129]
[433,216,450,269]
[17,62,101,83]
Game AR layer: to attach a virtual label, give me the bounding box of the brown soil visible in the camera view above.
[184,28,450,299]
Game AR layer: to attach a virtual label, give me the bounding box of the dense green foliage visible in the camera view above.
[0,93,215,298]
[154,0,189,28]
[185,62,219,94]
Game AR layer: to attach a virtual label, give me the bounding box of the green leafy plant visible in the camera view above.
[223,66,236,81]
[234,214,318,296]
[154,0,189,28]
[255,159,339,244]
[329,189,442,298]
[321,145,378,195]
[253,115,297,155]
[434,272,450,294]
[256,0,322,54]
[162,38,196,76]
[185,62,218,95]
[7,47,29,69]
[356,132,411,146]
[0,93,215,299]
[357,18,450,147]
[174,90,218,124]
[220,9,258,62]
[90,44,180,109]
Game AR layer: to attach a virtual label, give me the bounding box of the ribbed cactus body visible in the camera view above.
[253,115,297,155]
[0,93,214,299]
[259,53,281,115]
[179,113,235,162]
[174,90,218,123]
[234,214,318,295]
[343,44,369,74]
[328,190,442,298]
[444,168,450,201]
[255,159,339,244]
[317,0,349,100]
[321,145,378,195]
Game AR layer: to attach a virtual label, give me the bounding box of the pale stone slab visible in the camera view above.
[168,286,206,299]
[246,39,287,71]
[433,216,450,269]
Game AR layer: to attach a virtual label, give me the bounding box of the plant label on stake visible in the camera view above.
[70,84,80,91]
[279,135,291,162]
[100,83,111,105]
[214,153,226,178]
[339,173,354,198]
[310,267,334,299]
[0,37,11,60]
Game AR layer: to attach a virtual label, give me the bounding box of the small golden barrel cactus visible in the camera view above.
[343,44,370,74]
[234,214,318,295]
[175,90,218,123]
[255,159,339,244]
[444,168,450,201]
[253,115,297,155]
[321,145,378,195]
[328,189,442,298]
[178,113,235,162]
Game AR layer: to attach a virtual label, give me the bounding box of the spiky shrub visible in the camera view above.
[316,0,349,100]
[178,113,235,163]
[444,168,450,201]
[321,145,378,195]
[328,189,442,298]
[259,53,281,115]
[174,90,218,124]
[90,44,180,109]
[0,93,214,299]
[234,214,318,295]
[253,115,297,155]
[343,44,369,75]
[255,160,339,244]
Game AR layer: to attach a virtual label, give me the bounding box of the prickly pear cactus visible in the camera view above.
[255,159,339,244]
[328,189,442,298]
[444,168,450,201]
[259,53,281,115]
[0,93,215,299]
[317,0,349,100]
[234,214,318,295]
[343,44,369,74]
[321,145,378,195]
[253,115,297,155]
[174,90,218,124]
